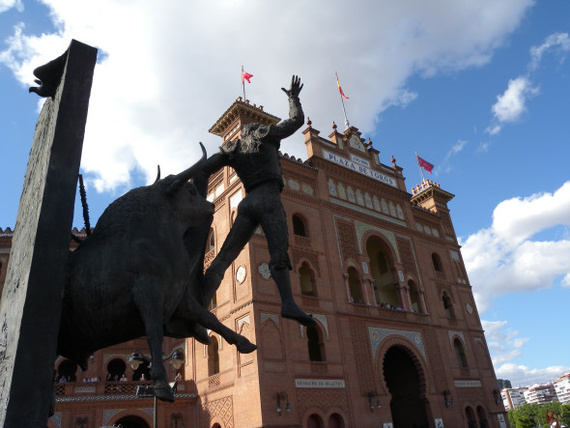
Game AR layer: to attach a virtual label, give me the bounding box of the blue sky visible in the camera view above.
[1,0,569,387]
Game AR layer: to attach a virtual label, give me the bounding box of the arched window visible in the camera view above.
[366,237,398,307]
[307,324,325,362]
[477,406,489,428]
[454,338,468,368]
[207,228,215,252]
[299,262,317,296]
[57,359,77,382]
[442,292,455,319]
[307,413,324,428]
[347,267,363,304]
[132,359,151,381]
[432,253,443,272]
[208,336,220,376]
[328,413,344,428]
[209,290,217,310]
[292,215,307,237]
[106,358,126,380]
[466,406,477,428]
[408,280,421,313]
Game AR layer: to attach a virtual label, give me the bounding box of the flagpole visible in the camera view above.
[336,72,350,129]
[415,151,426,182]
[241,65,246,100]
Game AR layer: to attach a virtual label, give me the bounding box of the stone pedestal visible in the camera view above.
[0,40,97,428]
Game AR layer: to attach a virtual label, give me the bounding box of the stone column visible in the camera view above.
[394,283,409,311]
[0,40,97,428]
[418,289,428,314]
[342,272,351,302]
[361,277,371,306]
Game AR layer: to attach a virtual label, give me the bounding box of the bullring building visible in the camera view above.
[0,98,508,428]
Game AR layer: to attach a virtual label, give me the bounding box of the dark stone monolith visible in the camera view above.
[0,39,97,428]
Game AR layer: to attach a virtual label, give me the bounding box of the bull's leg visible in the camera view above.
[178,291,257,353]
[133,275,174,403]
[196,306,257,353]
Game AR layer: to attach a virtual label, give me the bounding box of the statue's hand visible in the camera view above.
[281,75,303,98]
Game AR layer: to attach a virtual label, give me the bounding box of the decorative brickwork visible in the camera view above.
[397,237,418,278]
[204,249,215,270]
[350,319,376,394]
[337,220,358,264]
[422,329,447,393]
[201,396,234,428]
[292,248,321,276]
[440,212,454,237]
[296,388,348,415]
[261,320,284,360]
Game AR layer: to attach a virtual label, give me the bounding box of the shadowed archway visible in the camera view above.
[383,346,429,428]
[115,415,150,428]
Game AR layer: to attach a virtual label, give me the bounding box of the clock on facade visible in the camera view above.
[236,265,247,284]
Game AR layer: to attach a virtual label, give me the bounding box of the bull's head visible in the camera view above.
[163,142,207,195]
[151,143,213,227]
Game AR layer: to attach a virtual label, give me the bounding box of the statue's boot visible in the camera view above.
[153,379,175,403]
[271,268,316,326]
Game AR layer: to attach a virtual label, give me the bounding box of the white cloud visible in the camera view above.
[529,32,570,71]
[486,31,569,135]
[488,76,539,134]
[495,363,570,387]
[482,319,570,386]
[482,320,528,365]
[450,139,467,155]
[0,0,22,13]
[461,181,570,313]
[0,0,534,191]
[436,139,468,175]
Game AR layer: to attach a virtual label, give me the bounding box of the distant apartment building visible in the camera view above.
[501,387,527,410]
[524,383,557,405]
[497,379,512,390]
[554,373,570,404]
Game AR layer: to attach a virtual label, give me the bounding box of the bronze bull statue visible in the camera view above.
[57,143,256,402]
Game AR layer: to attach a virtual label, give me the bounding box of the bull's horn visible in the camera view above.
[173,142,207,184]
[154,165,161,183]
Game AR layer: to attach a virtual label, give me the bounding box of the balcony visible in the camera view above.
[54,380,197,401]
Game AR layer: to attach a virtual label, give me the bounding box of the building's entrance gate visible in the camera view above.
[383,346,430,428]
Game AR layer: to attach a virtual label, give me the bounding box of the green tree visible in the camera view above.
[512,403,539,428]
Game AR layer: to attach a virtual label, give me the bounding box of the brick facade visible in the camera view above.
[0,98,508,428]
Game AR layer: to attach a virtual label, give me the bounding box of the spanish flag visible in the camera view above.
[336,75,349,99]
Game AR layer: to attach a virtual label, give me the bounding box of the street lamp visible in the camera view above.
[443,390,455,407]
[276,391,291,416]
[129,348,184,428]
[367,392,381,412]
[128,348,184,371]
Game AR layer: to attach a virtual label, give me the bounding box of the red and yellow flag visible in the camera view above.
[336,76,349,99]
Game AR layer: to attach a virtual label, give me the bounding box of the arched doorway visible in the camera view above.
[328,413,344,428]
[466,406,477,428]
[307,414,324,428]
[383,346,429,428]
[477,406,489,428]
[115,415,150,428]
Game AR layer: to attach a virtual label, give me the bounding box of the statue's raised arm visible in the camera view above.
[271,75,305,140]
